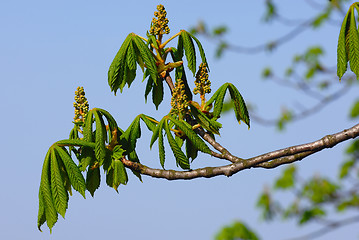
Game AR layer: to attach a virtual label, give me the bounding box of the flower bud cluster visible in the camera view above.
[149,4,170,36]
[73,86,89,123]
[193,63,211,96]
[170,78,188,117]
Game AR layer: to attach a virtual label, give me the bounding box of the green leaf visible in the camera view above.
[152,78,164,109]
[144,70,153,102]
[175,35,184,61]
[228,83,250,127]
[186,139,198,161]
[150,117,164,149]
[140,114,158,132]
[133,34,158,85]
[93,110,107,162]
[212,83,228,119]
[339,159,355,179]
[54,145,86,198]
[55,139,96,148]
[108,33,133,94]
[274,165,296,189]
[350,100,359,118]
[113,145,125,159]
[337,9,350,80]
[348,8,359,79]
[181,30,196,76]
[299,207,325,225]
[83,111,94,142]
[126,41,137,71]
[188,31,209,70]
[37,189,46,231]
[215,221,259,240]
[168,116,211,154]
[86,167,100,197]
[164,119,190,170]
[158,119,166,169]
[123,115,141,151]
[302,177,338,204]
[38,149,58,231]
[50,148,68,218]
[112,159,128,192]
[190,103,222,135]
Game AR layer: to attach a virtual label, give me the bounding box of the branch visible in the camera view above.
[121,123,359,180]
[251,83,351,126]
[286,215,359,240]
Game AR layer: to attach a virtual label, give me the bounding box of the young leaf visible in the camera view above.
[133,35,158,85]
[140,114,158,132]
[274,165,296,189]
[37,189,46,231]
[152,78,164,109]
[190,103,222,135]
[188,31,209,70]
[186,139,198,161]
[38,149,58,231]
[108,33,133,94]
[158,120,166,169]
[228,83,250,127]
[126,41,137,71]
[123,115,141,151]
[50,148,68,218]
[144,70,154,102]
[86,167,100,197]
[212,83,228,119]
[54,145,86,198]
[168,116,211,154]
[112,159,128,192]
[56,139,96,148]
[93,110,107,162]
[83,111,94,142]
[164,119,190,170]
[348,8,359,78]
[181,30,196,76]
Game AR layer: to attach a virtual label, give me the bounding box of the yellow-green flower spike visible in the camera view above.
[194,63,211,106]
[73,86,89,123]
[149,4,170,36]
[170,78,188,118]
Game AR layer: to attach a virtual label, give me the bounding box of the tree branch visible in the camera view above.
[121,123,359,180]
[286,215,359,240]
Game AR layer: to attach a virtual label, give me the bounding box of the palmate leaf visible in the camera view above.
[168,116,211,154]
[181,30,196,76]
[228,83,250,127]
[164,119,190,170]
[54,145,86,197]
[50,148,68,218]
[108,33,133,94]
[38,150,58,231]
[205,83,250,128]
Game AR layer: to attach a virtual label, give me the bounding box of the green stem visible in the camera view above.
[160,31,181,49]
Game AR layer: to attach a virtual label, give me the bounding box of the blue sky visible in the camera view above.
[1,1,358,239]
